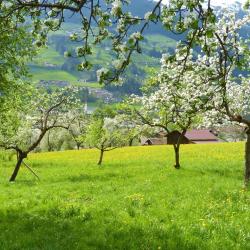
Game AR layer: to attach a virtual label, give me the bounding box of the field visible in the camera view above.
[30,66,78,82]
[0,143,250,250]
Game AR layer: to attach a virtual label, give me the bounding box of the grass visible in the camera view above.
[73,81,103,89]
[29,66,78,82]
[32,47,65,66]
[145,34,176,48]
[0,143,249,250]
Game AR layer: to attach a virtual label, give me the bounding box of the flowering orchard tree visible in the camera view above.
[160,9,250,184]
[0,0,220,84]
[85,109,128,165]
[0,86,80,182]
[185,10,250,185]
[129,52,214,169]
[67,109,90,150]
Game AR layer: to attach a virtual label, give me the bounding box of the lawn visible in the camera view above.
[0,143,249,250]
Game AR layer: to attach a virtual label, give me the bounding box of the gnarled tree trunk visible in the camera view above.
[245,129,250,186]
[9,152,26,182]
[47,130,53,152]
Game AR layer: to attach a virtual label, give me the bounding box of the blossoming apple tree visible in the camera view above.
[84,107,128,165]
[0,86,80,182]
[129,52,213,169]
[67,109,90,150]
[157,9,250,184]
[191,11,250,185]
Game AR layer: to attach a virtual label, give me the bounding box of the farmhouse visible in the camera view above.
[142,129,219,145]
[184,129,219,144]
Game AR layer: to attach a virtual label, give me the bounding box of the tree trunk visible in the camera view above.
[47,130,52,151]
[129,138,134,146]
[245,130,250,186]
[172,130,187,169]
[98,149,104,165]
[9,155,24,182]
[173,144,180,169]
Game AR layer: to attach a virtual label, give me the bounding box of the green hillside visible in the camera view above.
[28,23,176,93]
[31,66,78,82]
[0,143,249,249]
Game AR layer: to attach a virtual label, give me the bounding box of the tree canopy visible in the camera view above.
[0,0,222,84]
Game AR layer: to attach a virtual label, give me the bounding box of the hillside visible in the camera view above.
[28,0,250,102]
[28,0,179,99]
[0,143,250,249]
[29,25,176,97]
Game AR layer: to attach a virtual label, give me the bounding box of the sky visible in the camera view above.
[160,0,245,7]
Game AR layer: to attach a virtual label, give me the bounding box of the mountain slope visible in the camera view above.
[29,0,249,99]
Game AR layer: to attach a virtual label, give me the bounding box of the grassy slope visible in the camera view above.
[30,66,78,82]
[28,32,175,86]
[32,47,65,66]
[1,143,249,249]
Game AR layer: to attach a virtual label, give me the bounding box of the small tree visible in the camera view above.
[67,110,90,150]
[85,109,127,165]
[0,86,79,181]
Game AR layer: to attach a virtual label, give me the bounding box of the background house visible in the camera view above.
[142,129,219,145]
[141,131,167,145]
[184,129,219,144]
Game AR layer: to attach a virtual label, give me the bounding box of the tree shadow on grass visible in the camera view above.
[1,179,39,187]
[1,172,131,186]
[68,172,131,183]
[183,166,243,181]
[0,208,199,250]
[205,168,242,179]
[197,167,243,181]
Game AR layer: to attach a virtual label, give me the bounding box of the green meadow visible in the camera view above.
[30,66,78,82]
[0,143,249,250]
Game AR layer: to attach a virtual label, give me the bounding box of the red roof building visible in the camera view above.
[142,129,219,145]
[184,129,219,144]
